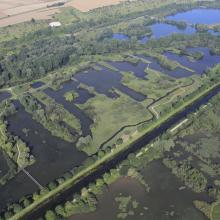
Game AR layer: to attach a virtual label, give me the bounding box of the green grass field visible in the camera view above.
[211,201,220,220]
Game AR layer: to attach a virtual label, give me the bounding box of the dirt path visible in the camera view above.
[150,87,186,119]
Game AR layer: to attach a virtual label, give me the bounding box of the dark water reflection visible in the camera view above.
[165,47,220,75]
[137,54,193,78]
[0,102,86,209]
[108,61,148,80]
[0,92,11,102]
[74,67,146,101]
[44,82,93,136]
[71,160,209,220]
[31,82,45,89]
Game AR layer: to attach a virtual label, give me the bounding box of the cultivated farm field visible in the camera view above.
[67,0,126,12]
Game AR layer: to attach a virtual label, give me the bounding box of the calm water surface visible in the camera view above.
[74,67,146,101]
[71,160,208,220]
[0,102,87,209]
[167,9,220,25]
[0,92,11,102]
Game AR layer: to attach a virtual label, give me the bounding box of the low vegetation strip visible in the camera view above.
[9,82,220,220]
[211,201,220,220]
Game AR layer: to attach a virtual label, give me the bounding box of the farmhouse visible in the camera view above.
[49,21,61,27]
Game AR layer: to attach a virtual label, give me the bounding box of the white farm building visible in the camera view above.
[49,21,61,27]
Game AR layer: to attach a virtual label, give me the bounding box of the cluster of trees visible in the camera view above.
[44,168,120,220]
[0,101,35,185]
[191,51,204,60]
[0,102,35,168]
[64,91,78,102]
[20,94,78,142]
[143,51,179,70]
[164,20,187,30]
[118,20,153,39]
[115,195,139,219]
[163,158,207,193]
[0,36,76,87]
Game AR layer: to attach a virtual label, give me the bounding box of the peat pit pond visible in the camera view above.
[74,66,146,101]
[108,61,148,80]
[30,82,45,89]
[44,79,94,136]
[136,54,193,78]
[165,47,220,75]
[0,102,87,209]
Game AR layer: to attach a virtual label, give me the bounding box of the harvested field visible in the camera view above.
[0,8,60,27]
[0,0,66,27]
[67,0,126,12]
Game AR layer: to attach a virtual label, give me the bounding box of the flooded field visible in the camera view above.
[71,160,208,220]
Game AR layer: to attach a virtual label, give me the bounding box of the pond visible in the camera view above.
[136,54,193,78]
[0,101,87,210]
[151,23,195,39]
[45,79,94,105]
[0,171,39,210]
[113,23,196,42]
[31,82,45,89]
[108,61,148,80]
[74,66,146,101]
[71,160,209,220]
[7,102,87,186]
[167,9,220,25]
[0,91,11,102]
[113,33,129,41]
[0,99,89,212]
[44,83,93,136]
[165,47,220,75]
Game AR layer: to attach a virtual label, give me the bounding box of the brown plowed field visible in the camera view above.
[0,0,64,27]
[67,0,126,12]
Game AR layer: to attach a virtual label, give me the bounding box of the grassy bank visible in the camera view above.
[211,201,220,220]
[10,82,220,220]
